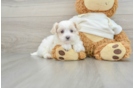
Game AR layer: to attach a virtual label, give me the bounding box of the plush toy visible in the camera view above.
[51,45,86,61]
[51,0,131,61]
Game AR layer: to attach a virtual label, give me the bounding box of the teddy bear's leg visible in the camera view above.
[95,31,131,61]
[114,30,131,58]
[94,41,131,61]
[94,31,131,61]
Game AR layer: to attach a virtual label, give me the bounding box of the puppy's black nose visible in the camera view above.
[66,36,70,40]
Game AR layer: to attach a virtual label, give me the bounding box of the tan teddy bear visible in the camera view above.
[51,0,131,61]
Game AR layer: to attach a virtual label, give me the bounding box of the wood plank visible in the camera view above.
[2,0,132,5]
[2,0,74,4]
[93,54,133,88]
[1,53,133,88]
[1,15,133,33]
[116,0,133,15]
[1,53,103,88]
[2,0,133,17]
[1,15,133,53]
[1,2,77,17]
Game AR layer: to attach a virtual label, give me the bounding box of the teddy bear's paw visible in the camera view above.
[43,53,52,59]
[100,42,126,61]
[78,51,86,60]
[58,50,66,60]
[55,46,81,61]
[57,49,80,61]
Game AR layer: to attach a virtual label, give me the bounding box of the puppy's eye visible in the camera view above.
[70,29,73,33]
[61,30,64,33]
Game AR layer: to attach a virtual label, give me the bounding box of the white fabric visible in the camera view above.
[69,13,122,39]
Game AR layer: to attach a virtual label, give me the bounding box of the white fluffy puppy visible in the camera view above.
[31,20,85,59]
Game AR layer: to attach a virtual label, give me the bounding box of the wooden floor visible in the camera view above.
[1,0,133,88]
[1,53,133,88]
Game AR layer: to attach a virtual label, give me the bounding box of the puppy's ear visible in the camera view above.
[73,22,81,31]
[50,22,59,34]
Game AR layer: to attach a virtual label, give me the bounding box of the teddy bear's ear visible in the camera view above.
[73,22,81,31]
[50,22,59,34]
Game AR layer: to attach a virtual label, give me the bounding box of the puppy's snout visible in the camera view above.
[66,36,70,40]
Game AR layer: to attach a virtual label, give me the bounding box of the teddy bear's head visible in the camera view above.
[75,0,118,17]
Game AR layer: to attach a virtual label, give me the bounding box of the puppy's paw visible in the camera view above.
[62,44,71,51]
[73,44,85,52]
[43,53,52,59]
